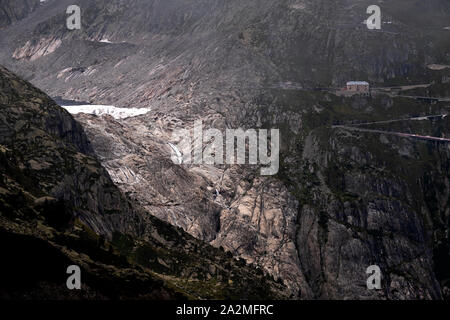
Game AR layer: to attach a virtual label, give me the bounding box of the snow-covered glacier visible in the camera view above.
[61,105,151,120]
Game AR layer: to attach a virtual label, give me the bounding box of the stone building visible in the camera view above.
[346,81,370,94]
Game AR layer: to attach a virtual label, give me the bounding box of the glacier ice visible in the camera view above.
[61,105,151,120]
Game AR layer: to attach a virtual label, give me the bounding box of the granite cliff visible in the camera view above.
[0,0,449,299]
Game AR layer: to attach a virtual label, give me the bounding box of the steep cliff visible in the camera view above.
[290,126,449,299]
[0,0,448,299]
[0,65,284,299]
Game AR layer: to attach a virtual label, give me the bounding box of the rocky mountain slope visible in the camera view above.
[0,0,448,299]
[0,65,284,299]
[0,0,449,107]
[0,0,40,29]
[289,122,449,299]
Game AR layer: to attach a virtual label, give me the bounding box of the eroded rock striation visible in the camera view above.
[0,65,285,299]
[0,0,449,299]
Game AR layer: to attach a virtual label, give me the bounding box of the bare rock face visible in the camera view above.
[0,65,286,299]
[0,0,40,29]
[71,93,450,299]
[0,64,152,239]
[210,176,312,297]
[70,109,308,296]
[0,0,449,300]
[0,0,449,108]
[290,127,449,299]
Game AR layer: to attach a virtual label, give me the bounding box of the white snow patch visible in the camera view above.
[290,3,306,10]
[100,39,113,43]
[427,64,450,70]
[61,105,151,119]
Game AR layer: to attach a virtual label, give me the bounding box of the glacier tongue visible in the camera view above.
[61,105,151,120]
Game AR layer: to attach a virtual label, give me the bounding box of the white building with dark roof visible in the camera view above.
[346,81,370,94]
